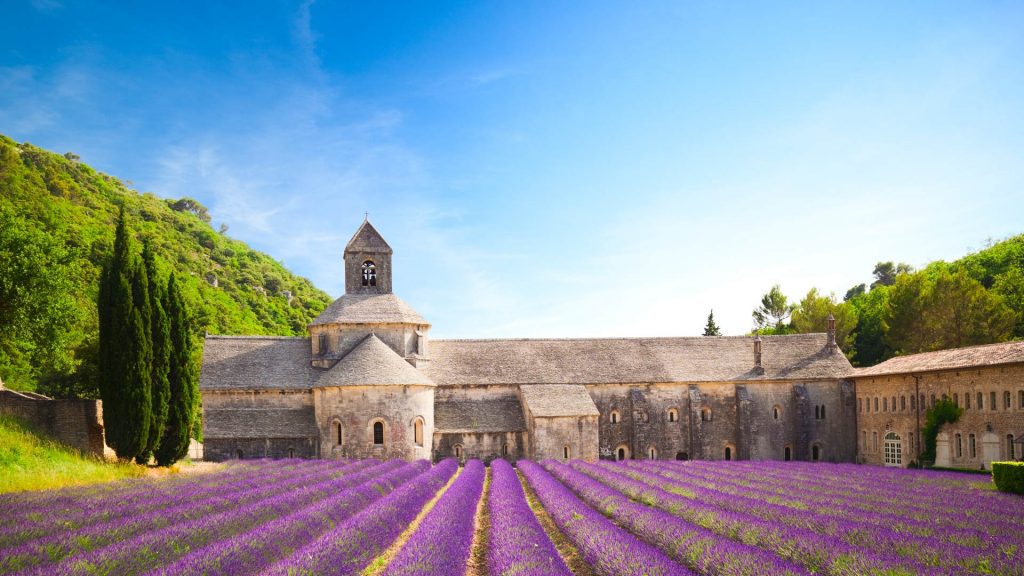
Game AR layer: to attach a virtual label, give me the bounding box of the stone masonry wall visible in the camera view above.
[0,389,105,456]
[855,364,1024,468]
[432,431,527,463]
[315,385,434,461]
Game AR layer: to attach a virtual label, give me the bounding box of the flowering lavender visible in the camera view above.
[487,459,571,576]
[8,459,397,575]
[381,459,485,575]
[518,460,693,576]
[265,458,460,576]
[543,461,809,576]
[146,459,429,576]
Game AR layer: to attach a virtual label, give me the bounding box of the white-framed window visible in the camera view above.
[884,432,902,466]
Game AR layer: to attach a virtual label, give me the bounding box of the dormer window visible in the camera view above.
[362,260,377,286]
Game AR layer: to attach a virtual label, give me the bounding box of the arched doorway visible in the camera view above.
[675,451,689,461]
[724,446,732,461]
[784,445,792,461]
[884,432,902,466]
[616,444,629,461]
[811,444,822,462]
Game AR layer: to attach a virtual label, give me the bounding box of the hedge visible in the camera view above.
[991,461,1024,495]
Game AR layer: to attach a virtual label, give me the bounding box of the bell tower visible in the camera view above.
[344,218,393,295]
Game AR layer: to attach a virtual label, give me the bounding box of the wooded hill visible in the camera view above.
[0,134,331,397]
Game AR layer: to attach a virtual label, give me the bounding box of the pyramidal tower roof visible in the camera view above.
[345,218,392,255]
[314,334,434,387]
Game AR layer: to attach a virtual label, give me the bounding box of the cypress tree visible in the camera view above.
[97,208,153,461]
[156,273,198,466]
[703,310,722,336]
[140,241,171,463]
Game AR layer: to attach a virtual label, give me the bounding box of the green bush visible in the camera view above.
[992,462,1024,495]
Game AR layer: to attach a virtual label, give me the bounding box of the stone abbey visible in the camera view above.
[198,220,1024,467]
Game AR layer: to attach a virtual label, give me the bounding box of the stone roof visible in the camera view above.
[313,334,435,387]
[520,384,600,417]
[855,340,1024,377]
[200,336,312,391]
[311,293,428,326]
[434,396,527,432]
[203,408,319,438]
[422,334,852,385]
[345,220,392,254]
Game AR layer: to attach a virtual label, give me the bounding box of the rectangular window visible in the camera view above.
[874,397,879,412]
[901,396,906,411]
[883,397,888,412]
[978,392,984,409]
[872,431,878,453]
[969,434,977,458]
[1004,391,1011,409]
[861,430,867,450]
[965,394,971,409]
[859,398,863,413]
[991,391,997,411]
[911,395,916,410]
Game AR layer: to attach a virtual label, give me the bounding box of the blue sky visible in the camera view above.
[3,1,1023,338]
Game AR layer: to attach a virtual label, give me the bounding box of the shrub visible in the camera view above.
[991,462,1024,495]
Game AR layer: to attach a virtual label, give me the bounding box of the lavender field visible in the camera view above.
[1,458,1022,576]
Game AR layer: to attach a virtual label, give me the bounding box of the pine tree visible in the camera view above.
[140,241,170,462]
[703,310,722,336]
[98,208,153,461]
[156,273,198,466]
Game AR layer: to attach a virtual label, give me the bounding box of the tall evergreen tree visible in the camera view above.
[98,208,153,461]
[156,273,198,466]
[140,241,171,463]
[702,310,722,336]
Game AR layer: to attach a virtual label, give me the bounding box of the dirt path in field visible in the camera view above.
[465,466,491,576]
[518,469,596,576]
[361,465,463,576]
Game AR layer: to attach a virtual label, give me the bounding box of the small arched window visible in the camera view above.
[454,444,463,459]
[361,260,377,287]
[1008,434,1016,460]
[335,421,343,446]
[236,449,244,460]
[701,407,712,422]
[413,417,424,447]
[990,391,997,411]
[956,433,963,458]
[900,396,906,411]
[373,421,384,445]
[820,405,826,420]
[977,392,984,409]
[784,445,792,461]
[648,446,657,460]
[1019,390,1024,409]
[502,443,508,456]
[811,444,821,461]
[563,446,570,460]
[724,446,732,461]
[288,448,295,458]
[772,405,781,421]
[667,408,678,423]
[969,434,977,458]
[616,445,629,461]
[610,410,619,424]
[1005,391,1012,409]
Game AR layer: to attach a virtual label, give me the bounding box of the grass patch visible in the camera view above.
[0,414,145,493]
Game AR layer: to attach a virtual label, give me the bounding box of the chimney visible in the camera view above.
[753,336,764,375]
[826,313,837,352]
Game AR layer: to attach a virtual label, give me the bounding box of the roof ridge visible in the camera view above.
[431,333,826,343]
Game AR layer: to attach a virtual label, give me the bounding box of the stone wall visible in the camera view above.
[855,364,1024,469]
[432,431,527,463]
[314,384,434,461]
[204,437,318,460]
[0,388,106,456]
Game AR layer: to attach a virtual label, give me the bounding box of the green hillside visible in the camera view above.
[0,414,145,493]
[0,134,331,396]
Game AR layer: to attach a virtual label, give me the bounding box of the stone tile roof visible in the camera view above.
[855,340,1024,377]
[203,407,318,438]
[422,334,852,385]
[520,384,600,417]
[313,334,435,387]
[345,220,392,254]
[200,336,312,391]
[311,293,428,326]
[434,396,527,432]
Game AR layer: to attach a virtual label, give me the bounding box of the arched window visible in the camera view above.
[965,394,971,409]
[1019,390,1024,409]
[955,433,963,458]
[502,443,508,456]
[821,405,826,420]
[911,394,916,410]
[784,445,792,461]
[373,421,384,445]
[881,398,886,413]
[236,449,244,460]
[335,421,343,446]
[667,408,678,423]
[701,407,712,422]
[1007,434,1016,460]
[616,445,629,461]
[815,405,820,419]
[454,444,463,459]
[724,446,732,461]
[861,430,867,451]
[563,446,570,460]
[990,391,997,411]
[874,397,879,412]
[953,393,959,407]
[772,405,781,420]
[901,395,906,411]
[288,448,295,458]
[884,432,902,466]
[969,434,977,458]
[977,392,983,409]
[858,398,863,413]
[675,452,688,461]
[413,417,424,447]
[811,444,821,462]
[1005,391,1012,410]
[872,431,878,452]
[610,410,619,424]
[361,260,377,287]
[648,446,657,460]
